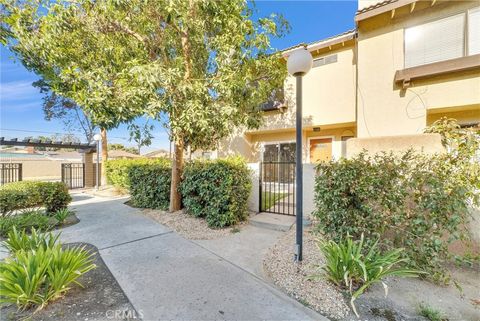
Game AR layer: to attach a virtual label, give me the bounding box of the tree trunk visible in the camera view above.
[169,140,184,212]
[100,128,108,186]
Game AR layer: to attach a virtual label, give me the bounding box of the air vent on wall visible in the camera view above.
[313,54,338,68]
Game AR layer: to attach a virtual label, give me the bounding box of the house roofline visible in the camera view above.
[280,29,356,58]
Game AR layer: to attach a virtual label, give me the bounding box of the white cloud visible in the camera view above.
[0,80,39,102]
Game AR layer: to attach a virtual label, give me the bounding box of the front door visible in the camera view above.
[309,138,332,163]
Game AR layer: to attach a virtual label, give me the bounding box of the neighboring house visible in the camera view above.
[208,0,480,164]
[144,149,170,159]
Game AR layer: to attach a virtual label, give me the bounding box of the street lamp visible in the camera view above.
[287,47,313,262]
[93,133,102,191]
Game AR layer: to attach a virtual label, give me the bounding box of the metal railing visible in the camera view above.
[0,163,22,185]
[61,163,85,189]
[259,161,296,215]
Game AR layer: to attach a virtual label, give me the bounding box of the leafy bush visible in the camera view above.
[0,181,71,216]
[0,210,51,237]
[313,234,421,317]
[127,158,171,209]
[181,157,252,228]
[105,158,165,189]
[313,119,480,281]
[53,208,71,224]
[0,231,96,310]
[3,227,60,254]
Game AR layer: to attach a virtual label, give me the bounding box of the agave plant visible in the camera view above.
[0,228,96,311]
[3,227,60,255]
[313,234,423,317]
[0,248,52,310]
[53,208,71,225]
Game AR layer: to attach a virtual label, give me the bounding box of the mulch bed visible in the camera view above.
[141,208,247,240]
[0,243,137,321]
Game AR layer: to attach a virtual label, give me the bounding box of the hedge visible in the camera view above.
[104,158,161,189]
[313,151,477,282]
[127,158,171,210]
[0,181,71,216]
[181,157,252,228]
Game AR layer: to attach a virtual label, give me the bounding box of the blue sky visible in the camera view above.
[0,0,357,153]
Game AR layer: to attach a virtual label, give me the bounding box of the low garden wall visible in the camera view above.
[345,133,444,158]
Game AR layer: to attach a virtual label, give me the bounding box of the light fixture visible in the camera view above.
[287,47,313,76]
[286,47,313,262]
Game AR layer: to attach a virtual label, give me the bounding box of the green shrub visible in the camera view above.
[127,158,171,209]
[181,157,252,228]
[313,234,421,317]
[0,244,95,310]
[3,227,60,254]
[53,208,71,224]
[0,229,96,311]
[0,210,51,237]
[105,158,164,189]
[418,303,447,321]
[313,149,478,282]
[0,181,71,216]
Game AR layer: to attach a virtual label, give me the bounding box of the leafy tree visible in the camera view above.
[33,80,98,143]
[2,0,288,211]
[128,122,154,155]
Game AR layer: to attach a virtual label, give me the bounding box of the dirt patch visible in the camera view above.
[263,228,480,321]
[141,208,246,240]
[0,243,137,321]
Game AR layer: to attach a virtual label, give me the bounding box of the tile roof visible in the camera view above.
[281,29,356,54]
[356,0,398,15]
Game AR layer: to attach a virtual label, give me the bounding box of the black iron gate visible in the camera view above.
[259,161,296,215]
[61,163,84,189]
[0,163,22,185]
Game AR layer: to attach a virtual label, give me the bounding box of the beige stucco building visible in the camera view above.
[205,0,480,164]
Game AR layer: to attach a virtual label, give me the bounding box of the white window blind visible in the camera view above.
[405,13,465,68]
[468,7,480,55]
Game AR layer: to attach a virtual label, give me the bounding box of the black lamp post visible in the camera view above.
[93,133,102,191]
[286,47,313,262]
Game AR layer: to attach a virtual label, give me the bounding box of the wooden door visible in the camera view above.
[309,138,332,163]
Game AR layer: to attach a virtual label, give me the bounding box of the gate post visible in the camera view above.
[83,152,96,188]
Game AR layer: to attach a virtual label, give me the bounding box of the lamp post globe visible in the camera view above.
[286,47,313,262]
[287,48,313,76]
[93,134,102,141]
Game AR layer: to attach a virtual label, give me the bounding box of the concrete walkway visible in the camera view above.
[58,194,327,321]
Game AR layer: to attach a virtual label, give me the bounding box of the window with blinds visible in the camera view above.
[405,13,465,68]
[468,7,480,55]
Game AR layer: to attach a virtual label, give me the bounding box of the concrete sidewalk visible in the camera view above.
[58,194,327,321]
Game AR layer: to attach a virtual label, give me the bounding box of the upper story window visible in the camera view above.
[404,7,480,68]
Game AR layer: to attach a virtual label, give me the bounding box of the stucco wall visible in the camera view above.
[346,133,444,157]
[303,164,316,218]
[247,163,260,213]
[357,1,480,138]
[257,46,357,132]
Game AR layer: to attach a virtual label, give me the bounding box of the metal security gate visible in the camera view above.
[0,163,22,185]
[61,163,84,189]
[259,161,296,215]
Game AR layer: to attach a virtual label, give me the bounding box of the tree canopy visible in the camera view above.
[2,0,289,210]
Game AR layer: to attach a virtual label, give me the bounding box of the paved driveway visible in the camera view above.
[58,194,327,321]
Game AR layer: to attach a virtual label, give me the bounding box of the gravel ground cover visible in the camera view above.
[263,227,350,320]
[0,243,137,321]
[263,227,479,321]
[141,208,247,240]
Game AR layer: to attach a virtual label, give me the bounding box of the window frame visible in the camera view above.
[403,7,479,68]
